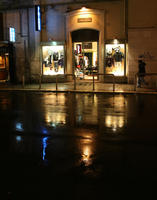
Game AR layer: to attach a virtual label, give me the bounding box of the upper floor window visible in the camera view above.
[9,27,15,42]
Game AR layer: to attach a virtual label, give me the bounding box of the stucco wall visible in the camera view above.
[128,0,157,27]
[128,0,157,84]
[128,28,157,84]
[43,8,65,41]
[4,9,41,82]
[4,10,24,81]
[44,1,125,41]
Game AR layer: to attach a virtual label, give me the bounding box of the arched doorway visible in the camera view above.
[66,8,105,81]
[72,29,99,79]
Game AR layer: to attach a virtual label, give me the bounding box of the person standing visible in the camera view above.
[137,59,146,87]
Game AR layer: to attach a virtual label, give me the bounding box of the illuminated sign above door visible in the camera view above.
[77,18,92,23]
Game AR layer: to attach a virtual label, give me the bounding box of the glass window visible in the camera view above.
[9,28,15,42]
[42,46,64,75]
[105,44,125,76]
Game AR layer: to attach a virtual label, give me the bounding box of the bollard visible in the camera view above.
[74,75,76,90]
[134,74,137,91]
[56,75,58,91]
[22,75,25,88]
[93,74,95,91]
[112,75,115,92]
[39,74,41,89]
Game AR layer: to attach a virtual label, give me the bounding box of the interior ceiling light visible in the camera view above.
[81,6,88,11]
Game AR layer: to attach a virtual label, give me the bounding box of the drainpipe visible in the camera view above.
[124,0,128,41]
[26,7,31,82]
[124,0,128,78]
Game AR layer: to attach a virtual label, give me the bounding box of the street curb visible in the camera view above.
[0,88,157,95]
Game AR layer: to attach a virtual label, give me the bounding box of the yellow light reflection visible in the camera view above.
[45,113,66,126]
[43,94,66,127]
[82,145,92,166]
[105,115,125,131]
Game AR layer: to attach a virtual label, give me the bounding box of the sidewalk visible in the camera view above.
[0,81,157,94]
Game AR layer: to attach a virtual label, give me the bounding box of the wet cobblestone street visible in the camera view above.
[4,91,157,199]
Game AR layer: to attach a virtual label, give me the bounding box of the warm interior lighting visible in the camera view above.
[113,38,118,45]
[81,7,88,11]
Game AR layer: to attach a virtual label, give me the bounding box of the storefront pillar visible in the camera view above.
[66,32,73,79]
[98,30,105,82]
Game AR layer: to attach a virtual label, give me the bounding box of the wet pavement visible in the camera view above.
[1,81,157,94]
[4,91,157,199]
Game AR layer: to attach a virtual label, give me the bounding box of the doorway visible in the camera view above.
[72,29,99,80]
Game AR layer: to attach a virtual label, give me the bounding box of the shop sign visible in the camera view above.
[77,18,92,23]
[82,42,92,49]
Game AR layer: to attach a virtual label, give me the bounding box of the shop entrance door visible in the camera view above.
[71,29,99,80]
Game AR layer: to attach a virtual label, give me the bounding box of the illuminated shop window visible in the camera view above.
[9,27,15,42]
[42,45,64,75]
[0,54,9,71]
[0,56,5,69]
[105,44,125,76]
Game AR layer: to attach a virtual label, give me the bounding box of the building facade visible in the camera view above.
[0,0,157,85]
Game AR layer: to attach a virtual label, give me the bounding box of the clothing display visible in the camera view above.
[106,53,114,67]
[105,44,125,76]
[113,50,123,62]
[58,58,64,66]
[53,52,59,61]
[42,45,64,75]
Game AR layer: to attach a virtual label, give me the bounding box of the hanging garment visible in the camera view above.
[106,57,114,67]
[113,51,124,62]
[53,52,59,61]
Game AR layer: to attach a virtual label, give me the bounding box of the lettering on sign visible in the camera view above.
[77,18,92,23]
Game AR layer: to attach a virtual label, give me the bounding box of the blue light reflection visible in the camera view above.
[15,122,24,132]
[42,127,48,134]
[42,137,48,161]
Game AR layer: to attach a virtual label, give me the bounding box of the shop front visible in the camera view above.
[0,42,14,82]
[40,7,127,83]
[65,7,127,82]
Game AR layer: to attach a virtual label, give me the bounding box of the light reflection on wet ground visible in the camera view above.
[3,92,157,199]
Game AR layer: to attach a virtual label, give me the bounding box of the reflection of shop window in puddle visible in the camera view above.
[82,145,92,166]
[45,113,66,127]
[105,115,126,132]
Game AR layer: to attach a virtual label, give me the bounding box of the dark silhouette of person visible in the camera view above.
[137,59,146,87]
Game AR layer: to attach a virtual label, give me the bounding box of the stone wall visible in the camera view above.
[128,28,157,84]
[128,0,157,85]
